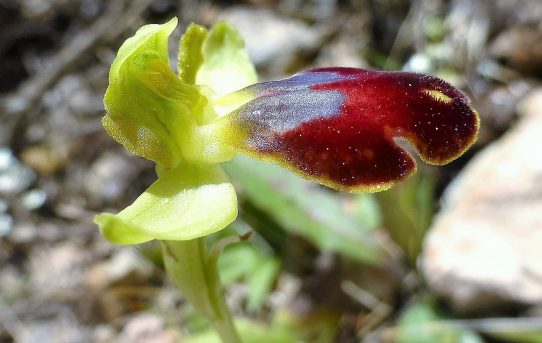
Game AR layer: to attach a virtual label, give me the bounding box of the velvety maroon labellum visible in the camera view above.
[226,67,480,192]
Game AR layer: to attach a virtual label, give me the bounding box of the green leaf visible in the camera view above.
[196,21,257,96]
[352,193,382,230]
[475,318,542,343]
[491,330,542,343]
[224,156,383,264]
[489,328,542,343]
[219,242,260,283]
[218,241,280,312]
[246,257,280,311]
[395,299,483,343]
[95,164,237,244]
[103,17,206,167]
[376,169,436,265]
[185,318,297,343]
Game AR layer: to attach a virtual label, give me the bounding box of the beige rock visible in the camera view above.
[85,248,155,291]
[219,7,323,72]
[490,25,542,76]
[118,313,177,343]
[30,242,91,294]
[421,89,542,313]
[84,248,157,321]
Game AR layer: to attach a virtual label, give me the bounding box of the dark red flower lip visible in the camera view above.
[225,67,480,192]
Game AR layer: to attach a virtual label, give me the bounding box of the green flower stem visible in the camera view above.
[161,238,240,343]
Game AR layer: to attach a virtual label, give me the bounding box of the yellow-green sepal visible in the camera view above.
[94,164,238,244]
[196,21,257,96]
[109,17,176,83]
[103,17,206,168]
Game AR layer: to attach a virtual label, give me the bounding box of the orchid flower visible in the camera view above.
[94,18,479,245]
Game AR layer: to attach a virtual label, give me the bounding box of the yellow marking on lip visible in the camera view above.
[424,89,452,104]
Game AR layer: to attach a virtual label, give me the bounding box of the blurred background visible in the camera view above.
[1,0,542,342]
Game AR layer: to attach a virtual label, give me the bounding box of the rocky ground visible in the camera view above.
[1,0,542,342]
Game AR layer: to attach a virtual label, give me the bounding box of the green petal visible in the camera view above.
[94,164,238,244]
[196,21,257,96]
[103,17,206,168]
[178,23,208,84]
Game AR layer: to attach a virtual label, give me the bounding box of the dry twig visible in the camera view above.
[1,0,154,147]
